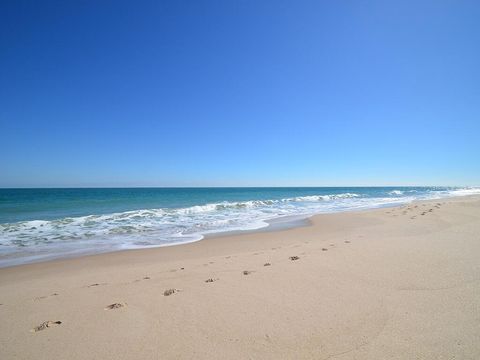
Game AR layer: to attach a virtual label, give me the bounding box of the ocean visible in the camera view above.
[0,186,479,267]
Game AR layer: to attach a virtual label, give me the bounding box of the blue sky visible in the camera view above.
[1,0,479,187]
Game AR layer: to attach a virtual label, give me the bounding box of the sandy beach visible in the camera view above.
[1,195,479,359]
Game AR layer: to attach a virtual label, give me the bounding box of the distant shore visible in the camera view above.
[1,195,480,359]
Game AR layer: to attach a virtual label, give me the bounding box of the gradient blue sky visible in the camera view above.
[1,0,479,187]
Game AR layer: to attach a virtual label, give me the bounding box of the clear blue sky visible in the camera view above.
[1,0,479,187]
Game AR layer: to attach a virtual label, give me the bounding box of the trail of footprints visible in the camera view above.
[30,237,353,333]
[385,202,445,219]
[29,203,447,331]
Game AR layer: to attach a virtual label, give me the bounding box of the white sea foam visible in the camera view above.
[288,193,360,202]
[446,187,480,196]
[0,188,478,267]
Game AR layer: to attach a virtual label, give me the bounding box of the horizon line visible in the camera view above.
[0,185,476,190]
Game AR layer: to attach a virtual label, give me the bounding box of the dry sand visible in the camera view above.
[1,196,480,359]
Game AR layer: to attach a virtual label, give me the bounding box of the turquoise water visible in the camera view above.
[0,187,478,267]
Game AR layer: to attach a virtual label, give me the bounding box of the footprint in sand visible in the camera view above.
[104,303,126,310]
[289,256,300,261]
[163,289,179,296]
[205,278,218,283]
[34,293,59,301]
[243,270,252,275]
[87,283,107,288]
[344,240,351,243]
[31,321,62,332]
[264,263,271,266]
[322,248,328,251]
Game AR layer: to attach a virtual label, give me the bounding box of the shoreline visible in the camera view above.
[1,195,480,359]
[0,193,473,269]
[0,201,425,270]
